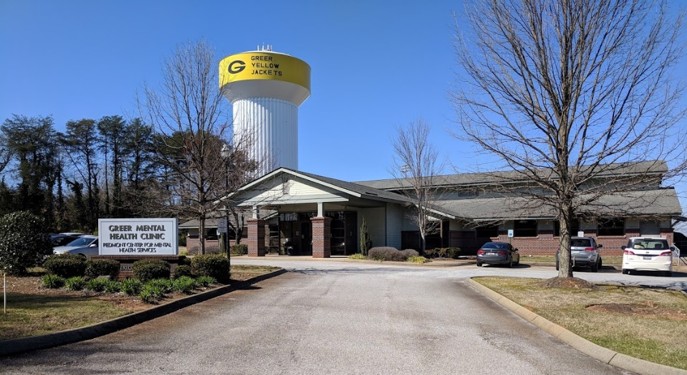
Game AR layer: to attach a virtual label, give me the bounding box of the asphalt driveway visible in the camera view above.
[0,261,631,374]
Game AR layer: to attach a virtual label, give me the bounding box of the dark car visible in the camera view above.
[555,236,602,272]
[476,242,520,267]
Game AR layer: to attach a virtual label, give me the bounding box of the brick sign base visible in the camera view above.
[91,255,185,280]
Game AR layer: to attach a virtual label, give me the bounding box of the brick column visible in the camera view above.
[247,218,266,257]
[311,216,331,258]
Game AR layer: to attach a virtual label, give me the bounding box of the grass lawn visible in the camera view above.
[474,276,687,370]
[0,265,281,341]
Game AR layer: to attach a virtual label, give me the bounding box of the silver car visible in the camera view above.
[556,236,603,272]
[53,235,99,257]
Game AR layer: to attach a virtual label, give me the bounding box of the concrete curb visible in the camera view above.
[0,269,288,357]
[467,278,687,375]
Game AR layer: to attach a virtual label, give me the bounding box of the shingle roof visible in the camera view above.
[357,160,668,190]
[440,188,681,220]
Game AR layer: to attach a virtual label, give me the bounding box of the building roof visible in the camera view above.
[441,188,682,221]
[357,160,669,190]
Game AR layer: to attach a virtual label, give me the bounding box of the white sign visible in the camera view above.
[507,229,514,238]
[577,231,585,237]
[217,217,228,234]
[98,218,178,256]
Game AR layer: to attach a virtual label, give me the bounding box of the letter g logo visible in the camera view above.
[228,60,246,74]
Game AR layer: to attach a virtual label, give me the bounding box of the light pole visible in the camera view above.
[220,144,231,272]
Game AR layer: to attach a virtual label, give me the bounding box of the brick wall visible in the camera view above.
[448,229,675,256]
[311,216,331,258]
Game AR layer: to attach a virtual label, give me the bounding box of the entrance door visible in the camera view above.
[299,221,312,255]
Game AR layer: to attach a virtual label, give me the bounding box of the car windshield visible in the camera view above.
[571,239,592,247]
[629,239,668,250]
[482,242,508,249]
[65,237,95,247]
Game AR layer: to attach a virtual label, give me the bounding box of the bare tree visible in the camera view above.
[453,0,686,278]
[391,120,444,253]
[144,41,231,255]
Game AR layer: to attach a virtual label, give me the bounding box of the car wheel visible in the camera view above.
[508,259,513,268]
[591,261,599,272]
[476,262,482,267]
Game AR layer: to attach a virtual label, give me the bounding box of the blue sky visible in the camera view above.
[1,0,686,203]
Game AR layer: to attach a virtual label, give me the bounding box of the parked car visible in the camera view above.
[555,236,603,272]
[476,242,520,267]
[49,233,83,247]
[622,237,674,276]
[53,235,99,257]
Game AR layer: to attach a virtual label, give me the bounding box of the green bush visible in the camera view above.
[173,276,197,294]
[231,244,248,255]
[86,277,109,292]
[132,259,170,282]
[178,256,191,266]
[0,211,53,275]
[173,264,193,279]
[41,274,65,289]
[195,275,216,287]
[139,284,162,303]
[146,278,173,294]
[65,276,86,291]
[191,254,229,282]
[43,254,87,278]
[121,278,143,296]
[85,259,120,279]
[105,280,121,293]
[348,253,366,260]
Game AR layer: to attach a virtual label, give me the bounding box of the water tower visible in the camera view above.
[219,47,310,176]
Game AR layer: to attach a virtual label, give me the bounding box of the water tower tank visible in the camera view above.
[219,49,310,175]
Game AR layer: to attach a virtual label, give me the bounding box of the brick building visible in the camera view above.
[193,160,681,258]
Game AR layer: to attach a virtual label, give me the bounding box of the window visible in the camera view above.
[554,219,580,236]
[476,224,499,238]
[598,218,625,236]
[514,220,537,237]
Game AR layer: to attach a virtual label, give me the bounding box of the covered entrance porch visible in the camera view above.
[226,168,414,258]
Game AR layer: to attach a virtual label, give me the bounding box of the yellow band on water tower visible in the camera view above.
[219,52,310,90]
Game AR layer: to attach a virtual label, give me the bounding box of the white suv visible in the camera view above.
[621,237,674,276]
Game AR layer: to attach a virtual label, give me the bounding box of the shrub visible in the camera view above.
[41,274,65,289]
[146,278,173,294]
[173,264,193,279]
[348,253,366,260]
[65,276,86,291]
[85,259,120,279]
[192,254,229,282]
[368,247,410,262]
[139,284,162,304]
[86,277,109,292]
[132,259,170,282]
[400,249,419,258]
[0,211,54,275]
[121,278,143,296]
[105,280,121,293]
[407,256,429,264]
[195,275,216,287]
[231,244,248,255]
[43,254,87,278]
[424,247,461,259]
[178,256,192,266]
[173,276,197,294]
[446,247,461,259]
